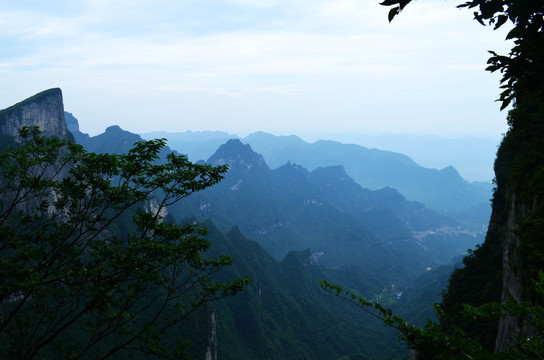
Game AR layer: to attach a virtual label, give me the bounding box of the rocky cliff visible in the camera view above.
[443,95,544,353]
[0,89,75,216]
[0,88,71,141]
[494,192,535,352]
[434,97,544,355]
[492,97,544,352]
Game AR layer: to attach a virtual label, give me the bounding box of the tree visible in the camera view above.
[321,0,544,358]
[0,126,249,359]
[321,278,544,359]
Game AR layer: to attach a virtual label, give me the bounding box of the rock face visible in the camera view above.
[490,97,544,352]
[495,188,542,352]
[0,88,71,141]
[0,89,73,216]
[495,194,524,352]
[204,311,217,360]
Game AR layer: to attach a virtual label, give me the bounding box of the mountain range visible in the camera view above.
[2,91,494,359]
[184,222,405,360]
[140,129,493,230]
[141,130,499,183]
[66,114,481,286]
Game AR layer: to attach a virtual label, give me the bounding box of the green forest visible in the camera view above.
[1,0,544,359]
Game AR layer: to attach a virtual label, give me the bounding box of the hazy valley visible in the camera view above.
[62,101,491,358]
[4,1,543,358]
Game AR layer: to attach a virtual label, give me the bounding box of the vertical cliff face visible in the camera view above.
[204,311,217,360]
[0,88,74,215]
[441,97,544,354]
[0,88,71,141]
[495,192,540,351]
[492,97,544,352]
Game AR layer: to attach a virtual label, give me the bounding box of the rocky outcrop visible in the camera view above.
[0,89,73,216]
[0,88,71,141]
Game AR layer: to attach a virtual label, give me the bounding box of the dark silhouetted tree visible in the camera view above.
[0,127,249,359]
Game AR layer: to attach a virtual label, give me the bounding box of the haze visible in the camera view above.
[1,0,511,141]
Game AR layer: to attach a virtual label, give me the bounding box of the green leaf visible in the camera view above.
[379,0,399,5]
[388,7,400,22]
[494,14,508,29]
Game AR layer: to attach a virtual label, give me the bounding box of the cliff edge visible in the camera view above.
[0,88,71,141]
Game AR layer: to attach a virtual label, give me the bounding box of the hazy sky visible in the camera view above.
[1,0,512,139]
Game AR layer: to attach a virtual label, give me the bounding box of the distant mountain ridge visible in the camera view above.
[165,138,481,285]
[67,116,483,282]
[63,113,415,358]
[141,129,237,163]
[65,112,181,160]
[142,129,492,229]
[2,92,411,360]
[1,91,501,360]
[306,132,499,182]
[243,132,491,217]
[141,130,497,184]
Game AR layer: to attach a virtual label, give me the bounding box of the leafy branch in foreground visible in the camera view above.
[320,275,544,360]
[0,126,250,359]
[320,280,489,360]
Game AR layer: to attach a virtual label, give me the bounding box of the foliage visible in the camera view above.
[373,0,544,357]
[441,245,502,350]
[170,139,478,289]
[320,279,482,359]
[499,96,544,302]
[433,88,544,355]
[393,263,456,327]
[0,127,249,359]
[321,276,544,359]
[209,234,402,360]
[380,0,544,110]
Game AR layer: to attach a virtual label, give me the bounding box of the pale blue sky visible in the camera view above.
[1,0,511,139]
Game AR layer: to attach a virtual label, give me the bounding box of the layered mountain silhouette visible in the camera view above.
[63,112,484,358]
[66,114,482,285]
[5,92,416,360]
[142,129,492,229]
[243,132,492,220]
[166,138,480,285]
[0,92,494,360]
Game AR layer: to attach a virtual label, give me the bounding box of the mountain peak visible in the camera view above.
[105,125,123,133]
[273,162,311,185]
[277,161,307,172]
[207,139,268,172]
[440,165,461,177]
[245,131,303,143]
[71,123,143,154]
[0,88,70,141]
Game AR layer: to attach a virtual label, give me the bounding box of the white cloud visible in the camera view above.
[0,0,511,139]
[224,0,282,8]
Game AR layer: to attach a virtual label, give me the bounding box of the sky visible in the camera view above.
[0,0,513,140]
